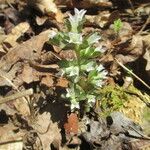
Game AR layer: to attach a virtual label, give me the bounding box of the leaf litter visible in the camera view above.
[0,0,150,150]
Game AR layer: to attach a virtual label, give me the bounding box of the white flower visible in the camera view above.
[68,32,83,44]
[95,80,104,87]
[81,61,95,72]
[74,8,86,22]
[71,101,80,110]
[85,61,95,72]
[49,30,57,39]
[66,88,73,98]
[68,8,86,33]
[96,64,104,72]
[95,45,106,53]
[66,88,80,110]
[100,70,108,79]
[65,66,79,77]
[87,95,96,103]
[87,33,101,45]
[68,8,86,24]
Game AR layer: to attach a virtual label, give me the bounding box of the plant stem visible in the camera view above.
[75,45,81,75]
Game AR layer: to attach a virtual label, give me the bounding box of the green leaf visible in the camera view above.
[48,32,68,48]
[88,69,97,80]
[113,19,123,33]
[58,60,73,68]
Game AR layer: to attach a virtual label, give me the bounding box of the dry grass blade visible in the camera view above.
[0,89,33,104]
[115,58,150,90]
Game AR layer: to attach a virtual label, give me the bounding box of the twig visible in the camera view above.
[129,125,150,140]
[124,90,150,107]
[0,74,29,102]
[6,0,16,10]
[0,89,33,104]
[127,0,135,15]
[0,139,22,146]
[138,14,150,35]
[115,58,150,90]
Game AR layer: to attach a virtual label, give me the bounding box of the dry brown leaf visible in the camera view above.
[55,9,64,23]
[0,27,6,44]
[0,29,53,73]
[41,75,54,87]
[2,22,30,51]
[116,35,143,64]
[36,16,48,26]
[64,113,78,135]
[0,103,16,115]
[21,64,34,84]
[0,62,21,86]
[0,27,7,54]
[0,123,24,150]
[118,22,133,42]
[27,0,58,14]
[13,98,31,117]
[56,77,68,88]
[63,0,112,8]
[27,0,57,14]
[86,11,110,28]
[21,64,35,84]
[31,0,64,23]
[143,35,150,71]
[21,63,40,84]
[0,30,54,87]
[33,112,61,150]
[143,47,150,71]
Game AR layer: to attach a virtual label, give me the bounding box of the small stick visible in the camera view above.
[127,0,135,15]
[0,89,33,104]
[129,125,150,140]
[0,74,29,102]
[138,14,150,35]
[115,58,150,90]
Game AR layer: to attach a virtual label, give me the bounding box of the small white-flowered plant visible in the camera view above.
[48,8,107,111]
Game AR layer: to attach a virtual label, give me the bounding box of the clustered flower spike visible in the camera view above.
[68,8,87,33]
[48,8,107,111]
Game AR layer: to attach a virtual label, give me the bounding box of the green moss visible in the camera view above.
[98,84,149,117]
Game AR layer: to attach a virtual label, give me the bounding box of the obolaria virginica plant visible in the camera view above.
[48,8,107,110]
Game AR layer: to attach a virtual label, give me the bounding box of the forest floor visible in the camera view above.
[0,0,150,149]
